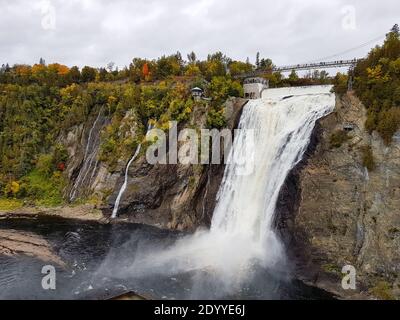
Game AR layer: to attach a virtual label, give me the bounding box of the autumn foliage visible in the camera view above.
[142,62,150,78]
[354,25,400,144]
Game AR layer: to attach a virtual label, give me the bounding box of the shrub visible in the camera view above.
[99,137,118,168]
[361,146,376,171]
[376,108,400,144]
[333,73,348,96]
[35,154,54,177]
[53,144,69,165]
[0,198,23,211]
[329,130,351,149]
[19,170,66,206]
[3,181,21,197]
[209,76,243,105]
[365,110,378,133]
[322,264,341,275]
[207,108,226,129]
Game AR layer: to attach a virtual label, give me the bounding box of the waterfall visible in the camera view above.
[122,85,335,293]
[111,145,142,219]
[69,107,104,201]
[211,85,335,247]
[111,125,153,219]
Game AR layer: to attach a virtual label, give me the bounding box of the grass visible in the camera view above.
[322,263,341,275]
[370,281,395,300]
[20,170,66,207]
[0,198,23,211]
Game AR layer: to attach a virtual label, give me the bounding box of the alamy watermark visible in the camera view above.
[341,5,356,31]
[341,265,356,290]
[39,0,56,31]
[41,265,56,290]
[145,122,255,176]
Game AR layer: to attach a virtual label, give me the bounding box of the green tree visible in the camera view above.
[333,72,349,95]
[288,70,299,83]
[228,61,253,76]
[81,66,97,82]
[68,66,81,83]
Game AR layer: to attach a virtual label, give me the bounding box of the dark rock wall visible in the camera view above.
[276,92,400,299]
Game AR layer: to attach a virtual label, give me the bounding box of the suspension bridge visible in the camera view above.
[236,58,359,79]
[236,31,389,79]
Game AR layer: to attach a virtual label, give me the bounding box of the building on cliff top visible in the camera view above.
[243,77,269,99]
[191,87,204,101]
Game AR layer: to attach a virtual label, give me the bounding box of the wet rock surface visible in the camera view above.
[278,92,400,299]
[105,98,248,230]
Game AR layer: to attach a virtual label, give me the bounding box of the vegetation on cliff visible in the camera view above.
[0,53,246,204]
[353,24,400,144]
[329,129,351,149]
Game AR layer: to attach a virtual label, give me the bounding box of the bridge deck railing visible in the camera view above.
[236,59,360,79]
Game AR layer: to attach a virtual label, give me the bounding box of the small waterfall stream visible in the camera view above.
[111,124,153,218]
[111,145,142,219]
[69,107,105,201]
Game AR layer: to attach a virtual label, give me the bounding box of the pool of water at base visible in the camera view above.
[0,216,334,300]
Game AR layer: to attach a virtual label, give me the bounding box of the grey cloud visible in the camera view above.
[0,0,398,68]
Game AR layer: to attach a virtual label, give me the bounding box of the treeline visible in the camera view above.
[1,52,333,88]
[0,52,253,87]
[353,24,400,144]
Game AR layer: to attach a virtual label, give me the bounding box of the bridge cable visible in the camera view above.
[306,33,386,63]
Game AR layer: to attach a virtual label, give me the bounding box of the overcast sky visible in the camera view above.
[0,0,398,69]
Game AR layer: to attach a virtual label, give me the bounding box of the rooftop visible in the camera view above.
[243,77,269,85]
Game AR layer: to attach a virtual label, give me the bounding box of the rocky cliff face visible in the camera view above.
[279,92,400,299]
[62,98,247,231]
[60,91,399,299]
[105,98,247,230]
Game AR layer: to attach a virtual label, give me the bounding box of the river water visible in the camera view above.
[0,216,333,300]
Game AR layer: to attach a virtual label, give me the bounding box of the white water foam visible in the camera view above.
[113,86,335,293]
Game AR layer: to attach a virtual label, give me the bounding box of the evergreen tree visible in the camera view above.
[260,58,273,70]
[106,62,115,72]
[187,51,197,64]
[289,70,299,82]
[391,24,399,36]
[256,52,260,69]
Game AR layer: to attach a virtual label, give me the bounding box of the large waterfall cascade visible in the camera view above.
[115,85,335,292]
[211,85,335,246]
